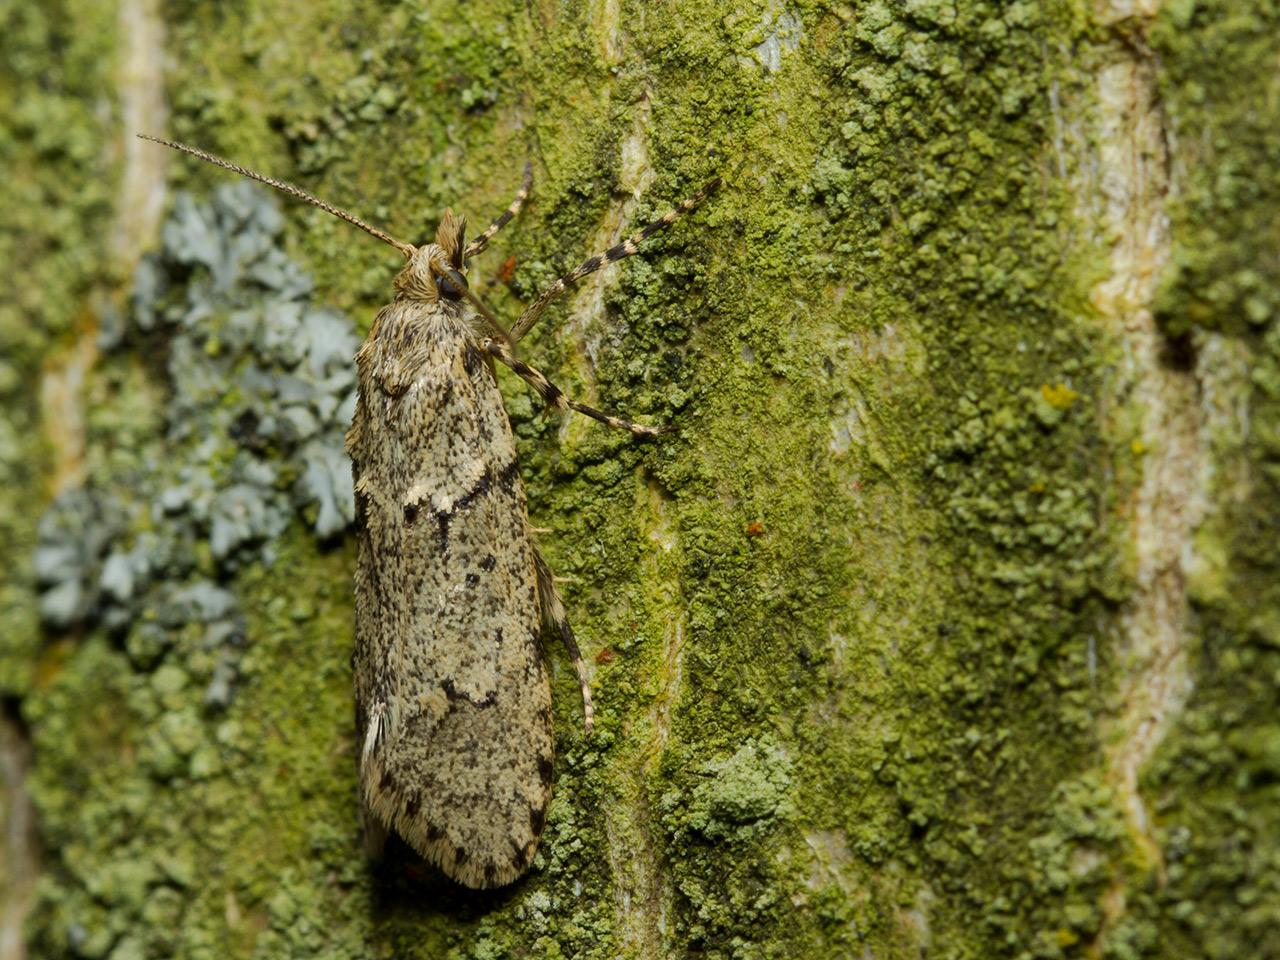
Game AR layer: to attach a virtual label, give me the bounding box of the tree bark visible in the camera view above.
[2,1,1278,958]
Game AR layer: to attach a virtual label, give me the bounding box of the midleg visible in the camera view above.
[480,337,670,437]
[532,547,594,735]
[510,178,721,342]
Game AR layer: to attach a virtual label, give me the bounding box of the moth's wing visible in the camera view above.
[348,303,553,889]
[361,799,388,859]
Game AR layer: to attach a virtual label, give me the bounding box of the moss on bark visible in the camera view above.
[3,1,1279,958]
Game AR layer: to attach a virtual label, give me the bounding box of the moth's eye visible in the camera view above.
[437,269,468,301]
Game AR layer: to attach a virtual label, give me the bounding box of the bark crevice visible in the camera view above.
[1089,0,1206,926]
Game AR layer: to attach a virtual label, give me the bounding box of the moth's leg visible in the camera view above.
[463,162,533,261]
[480,338,671,437]
[532,547,594,735]
[510,177,721,343]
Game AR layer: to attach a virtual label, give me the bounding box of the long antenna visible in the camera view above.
[137,134,416,258]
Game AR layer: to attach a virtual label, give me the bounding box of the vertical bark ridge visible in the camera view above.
[1087,2,1205,925]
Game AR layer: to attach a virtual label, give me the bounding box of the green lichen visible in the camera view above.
[11,0,1280,958]
[0,0,119,694]
[1112,4,1280,958]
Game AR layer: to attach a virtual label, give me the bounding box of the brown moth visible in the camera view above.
[140,134,718,888]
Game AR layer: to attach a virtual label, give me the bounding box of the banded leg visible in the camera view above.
[464,162,533,261]
[480,337,671,437]
[533,548,594,735]
[510,177,722,342]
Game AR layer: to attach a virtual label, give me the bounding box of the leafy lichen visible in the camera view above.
[8,0,1280,958]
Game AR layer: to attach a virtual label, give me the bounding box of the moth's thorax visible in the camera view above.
[356,298,490,400]
[368,296,481,344]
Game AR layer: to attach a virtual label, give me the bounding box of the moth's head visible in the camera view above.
[393,209,470,303]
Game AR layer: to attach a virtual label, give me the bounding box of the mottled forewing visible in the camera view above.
[346,300,553,889]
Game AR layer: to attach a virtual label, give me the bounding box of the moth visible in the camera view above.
[140,134,718,888]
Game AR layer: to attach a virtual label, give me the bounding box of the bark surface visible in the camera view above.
[2,1,1278,958]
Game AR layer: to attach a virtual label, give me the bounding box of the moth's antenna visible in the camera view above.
[137,134,416,258]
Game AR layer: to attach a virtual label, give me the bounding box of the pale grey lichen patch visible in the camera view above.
[34,183,359,707]
[33,488,124,630]
[660,738,795,844]
[739,4,804,74]
[656,738,799,956]
[25,184,365,958]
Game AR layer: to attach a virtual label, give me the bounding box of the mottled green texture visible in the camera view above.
[7,0,1280,958]
[0,0,118,693]
[1123,3,1280,958]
